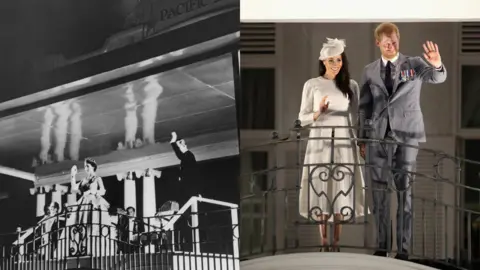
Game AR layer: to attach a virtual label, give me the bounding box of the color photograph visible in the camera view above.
[238,18,480,270]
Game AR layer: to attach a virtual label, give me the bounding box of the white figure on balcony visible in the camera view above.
[69,158,111,225]
[62,158,112,257]
[297,38,368,252]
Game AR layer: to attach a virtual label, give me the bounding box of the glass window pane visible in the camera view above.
[239,68,275,130]
[461,65,480,128]
[239,151,269,254]
[240,151,269,195]
[463,139,480,258]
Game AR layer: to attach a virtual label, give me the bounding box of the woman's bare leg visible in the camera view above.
[333,213,343,251]
[316,214,329,251]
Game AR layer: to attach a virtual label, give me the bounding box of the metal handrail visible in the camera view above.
[239,122,479,270]
[0,197,240,270]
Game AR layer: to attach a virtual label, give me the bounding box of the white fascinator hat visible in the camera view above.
[319,38,347,60]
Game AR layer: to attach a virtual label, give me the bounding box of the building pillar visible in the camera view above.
[142,169,162,253]
[36,191,46,217]
[143,174,156,228]
[124,179,137,211]
[117,171,138,211]
[52,185,63,212]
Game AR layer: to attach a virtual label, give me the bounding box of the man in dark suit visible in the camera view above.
[48,202,65,259]
[169,131,200,251]
[34,202,65,259]
[358,22,446,260]
[169,131,199,204]
[116,207,141,254]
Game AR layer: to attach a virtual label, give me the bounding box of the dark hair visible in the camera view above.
[85,158,97,172]
[50,201,60,210]
[319,52,353,101]
[127,206,136,213]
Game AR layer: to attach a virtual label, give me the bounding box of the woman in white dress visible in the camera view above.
[298,38,367,251]
[60,158,112,257]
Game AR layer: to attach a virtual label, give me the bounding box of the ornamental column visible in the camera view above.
[30,187,46,217]
[116,171,137,211]
[141,169,162,226]
[142,169,161,253]
[52,184,68,212]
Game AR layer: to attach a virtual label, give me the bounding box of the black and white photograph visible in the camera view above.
[0,2,240,270]
[1,0,239,103]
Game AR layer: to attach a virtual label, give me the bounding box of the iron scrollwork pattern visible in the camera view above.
[239,121,480,269]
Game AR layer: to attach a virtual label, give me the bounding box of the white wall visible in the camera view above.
[241,22,460,259]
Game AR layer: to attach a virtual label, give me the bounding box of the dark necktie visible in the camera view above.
[385,61,393,95]
[385,61,393,137]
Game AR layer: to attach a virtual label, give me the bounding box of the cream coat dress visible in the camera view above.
[298,77,368,222]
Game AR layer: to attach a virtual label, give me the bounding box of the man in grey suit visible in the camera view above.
[358,23,447,260]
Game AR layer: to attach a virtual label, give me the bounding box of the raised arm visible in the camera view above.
[358,68,373,138]
[413,56,447,84]
[415,41,447,84]
[170,141,183,160]
[169,131,185,161]
[70,166,80,191]
[298,80,318,126]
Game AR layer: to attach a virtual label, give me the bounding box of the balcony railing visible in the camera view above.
[0,196,239,270]
[239,121,480,270]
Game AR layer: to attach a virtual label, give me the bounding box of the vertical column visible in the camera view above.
[142,174,156,219]
[124,179,137,211]
[191,200,200,254]
[36,188,46,217]
[52,185,63,212]
[143,171,157,253]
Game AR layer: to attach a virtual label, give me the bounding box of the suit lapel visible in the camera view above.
[370,59,389,96]
[392,53,407,95]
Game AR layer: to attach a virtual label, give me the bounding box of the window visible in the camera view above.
[240,151,270,255]
[462,139,480,259]
[461,65,480,128]
[239,68,275,130]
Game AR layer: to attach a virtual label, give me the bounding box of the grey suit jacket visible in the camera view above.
[358,53,447,144]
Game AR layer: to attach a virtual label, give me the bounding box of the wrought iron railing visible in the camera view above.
[0,196,239,270]
[239,121,480,270]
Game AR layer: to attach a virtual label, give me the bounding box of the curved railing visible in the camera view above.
[239,121,480,270]
[0,196,239,270]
